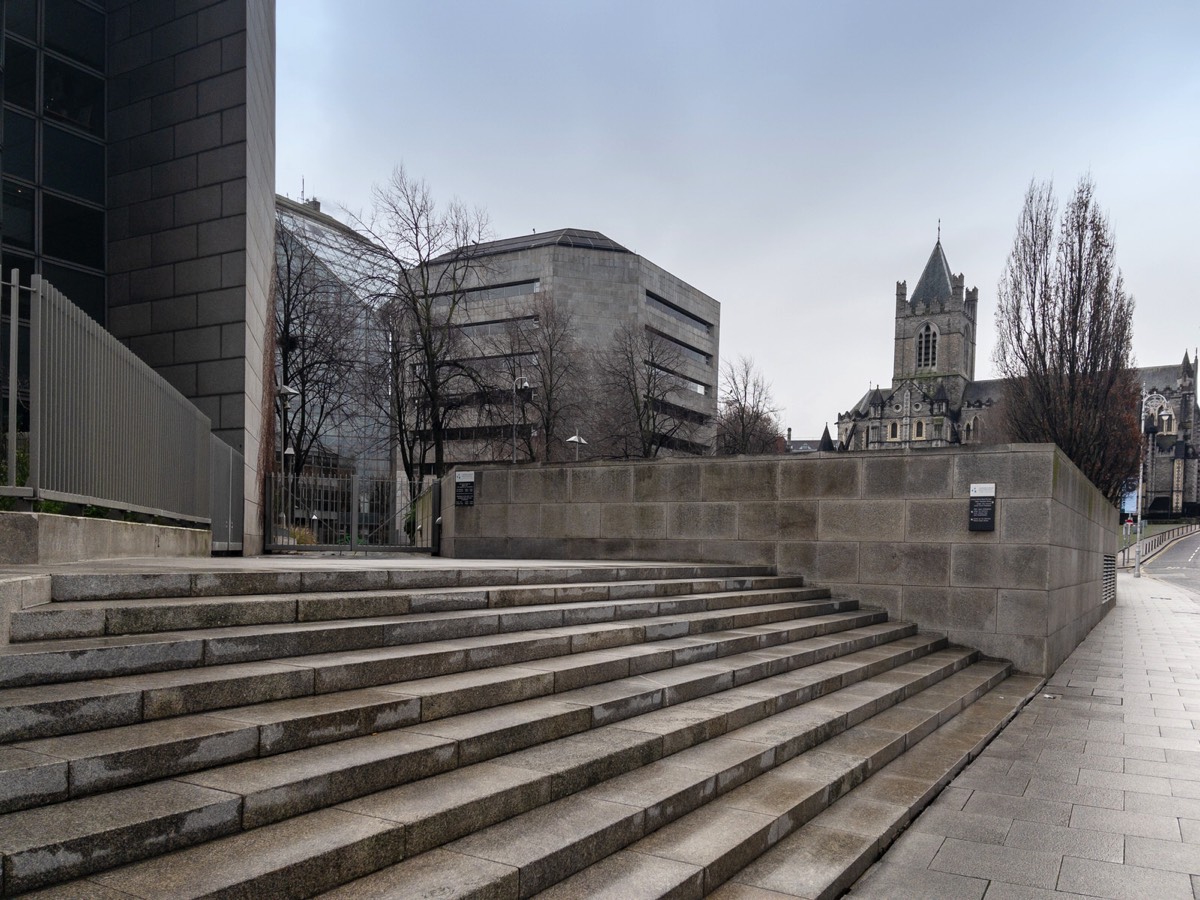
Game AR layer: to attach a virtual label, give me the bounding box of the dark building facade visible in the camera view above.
[1,0,275,550]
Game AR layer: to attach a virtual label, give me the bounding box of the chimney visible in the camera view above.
[305,198,322,213]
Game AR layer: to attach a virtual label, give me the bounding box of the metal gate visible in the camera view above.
[265,473,439,552]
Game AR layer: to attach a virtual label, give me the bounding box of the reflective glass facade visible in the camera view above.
[1,0,107,322]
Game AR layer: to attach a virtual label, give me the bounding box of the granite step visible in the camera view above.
[46,564,780,602]
[14,575,813,641]
[312,652,995,900]
[532,661,1017,900]
[0,621,925,814]
[0,591,842,689]
[18,643,972,898]
[0,606,885,745]
[711,674,1043,900]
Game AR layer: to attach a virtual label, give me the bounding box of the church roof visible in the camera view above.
[818,426,836,452]
[962,379,1006,405]
[1137,363,1186,394]
[909,240,954,307]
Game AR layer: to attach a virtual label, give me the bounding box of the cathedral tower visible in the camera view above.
[893,240,978,406]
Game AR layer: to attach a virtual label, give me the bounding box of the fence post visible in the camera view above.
[28,275,41,496]
[431,480,442,556]
[6,271,18,488]
[350,471,359,553]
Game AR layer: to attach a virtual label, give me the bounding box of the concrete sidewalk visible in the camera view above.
[848,572,1200,899]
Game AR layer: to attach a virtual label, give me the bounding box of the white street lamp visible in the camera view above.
[512,376,530,464]
[566,429,588,462]
[1134,387,1170,578]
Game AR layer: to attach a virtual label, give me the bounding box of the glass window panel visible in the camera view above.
[43,56,104,136]
[42,262,105,324]
[45,0,105,71]
[1,181,36,251]
[42,125,104,204]
[4,40,38,111]
[42,193,104,269]
[5,0,38,39]
[2,111,37,182]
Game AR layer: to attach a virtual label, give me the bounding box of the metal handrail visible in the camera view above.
[1117,523,1200,568]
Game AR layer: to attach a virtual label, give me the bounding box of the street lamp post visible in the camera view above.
[512,376,529,464]
[566,429,588,462]
[277,385,299,534]
[1134,387,1170,578]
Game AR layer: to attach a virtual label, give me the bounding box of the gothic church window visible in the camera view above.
[915,421,924,439]
[889,422,898,440]
[917,324,937,370]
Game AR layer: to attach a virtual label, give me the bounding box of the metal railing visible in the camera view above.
[2,271,211,523]
[210,435,244,551]
[1117,523,1200,568]
[265,473,438,552]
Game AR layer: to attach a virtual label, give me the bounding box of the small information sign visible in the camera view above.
[454,471,476,507]
[968,482,996,532]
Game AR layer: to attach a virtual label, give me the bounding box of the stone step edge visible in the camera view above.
[316,655,999,900]
[713,670,1045,900]
[1,621,923,810]
[17,646,975,899]
[0,608,889,745]
[529,660,1017,900]
[49,565,782,602]
[0,597,858,691]
[12,583,828,644]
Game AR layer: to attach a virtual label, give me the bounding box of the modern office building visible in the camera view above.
[1,0,275,551]
[425,228,721,465]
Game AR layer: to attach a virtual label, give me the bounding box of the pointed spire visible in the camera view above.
[818,425,835,452]
[909,239,954,307]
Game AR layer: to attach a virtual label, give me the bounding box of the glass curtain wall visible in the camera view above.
[2,0,107,323]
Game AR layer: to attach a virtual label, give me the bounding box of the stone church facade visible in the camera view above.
[837,240,1006,453]
[837,240,1198,517]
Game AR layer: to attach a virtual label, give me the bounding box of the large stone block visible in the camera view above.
[666,503,737,541]
[902,586,996,632]
[600,504,666,540]
[737,501,817,542]
[904,499,995,543]
[510,468,567,504]
[634,464,701,502]
[950,544,1049,590]
[818,500,905,542]
[952,445,1055,499]
[700,461,778,502]
[997,588,1050,637]
[777,541,859,583]
[859,542,950,586]
[780,457,861,499]
[570,467,633,504]
[999,499,1052,544]
[862,454,954,499]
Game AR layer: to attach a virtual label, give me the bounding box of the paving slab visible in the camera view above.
[849,570,1200,899]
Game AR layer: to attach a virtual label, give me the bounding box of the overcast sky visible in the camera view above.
[277,1,1200,440]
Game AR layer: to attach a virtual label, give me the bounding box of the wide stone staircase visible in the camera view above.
[0,563,1040,898]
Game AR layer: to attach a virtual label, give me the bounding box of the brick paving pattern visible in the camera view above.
[849,572,1200,899]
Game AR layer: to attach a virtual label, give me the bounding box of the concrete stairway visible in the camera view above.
[0,563,1039,898]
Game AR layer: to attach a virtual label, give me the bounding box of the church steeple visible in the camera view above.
[908,240,954,308]
[893,235,979,397]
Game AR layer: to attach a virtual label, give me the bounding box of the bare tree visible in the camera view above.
[500,293,584,461]
[714,356,784,455]
[274,212,361,480]
[591,324,707,458]
[994,176,1140,504]
[345,166,490,477]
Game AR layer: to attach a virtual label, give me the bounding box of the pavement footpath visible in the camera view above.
[848,571,1200,899]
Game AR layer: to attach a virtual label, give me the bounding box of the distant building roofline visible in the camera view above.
[430,228,632,263]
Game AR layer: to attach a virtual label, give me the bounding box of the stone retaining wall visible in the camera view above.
[0,512,210,565]
[442,444,1118,674]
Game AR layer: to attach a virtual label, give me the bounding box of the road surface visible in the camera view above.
[1144,529,1200,602]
